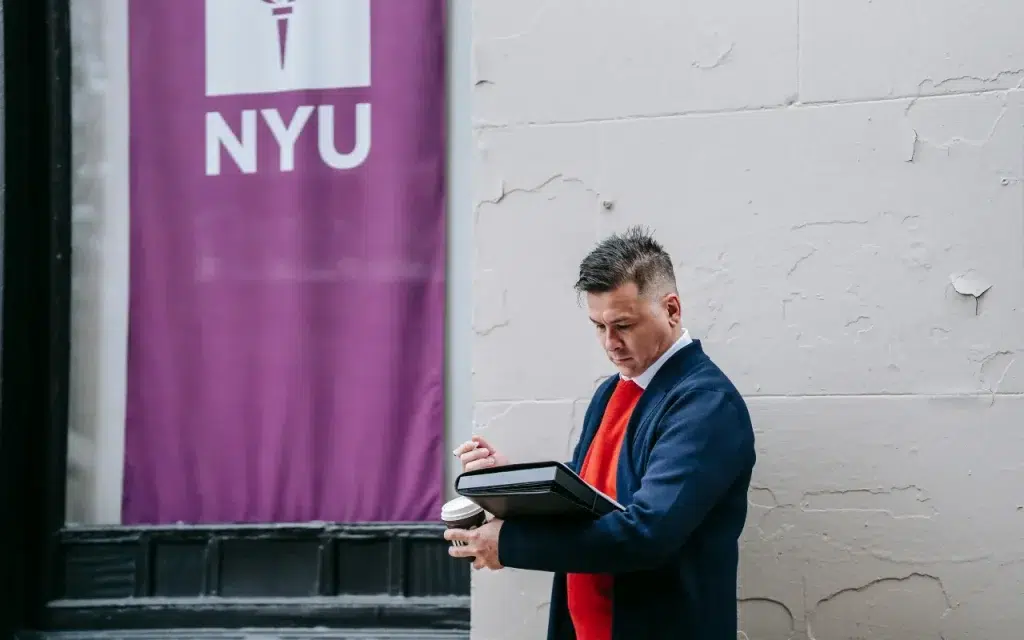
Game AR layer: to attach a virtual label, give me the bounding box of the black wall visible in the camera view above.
[1,0,71,634]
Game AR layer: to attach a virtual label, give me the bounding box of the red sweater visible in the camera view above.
[566,378,643,640]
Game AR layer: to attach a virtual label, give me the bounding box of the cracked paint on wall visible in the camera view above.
[808,573,953,640]
[800,486,937,519]
[739,597,796,640]
[472,269,511,337]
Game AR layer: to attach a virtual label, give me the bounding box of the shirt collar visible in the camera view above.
[623,330,692,390]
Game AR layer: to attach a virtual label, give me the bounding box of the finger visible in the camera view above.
[472,556,485,570]
[471,435,494,450]
[444,528,471,542]
[459,447,490,464]
[451,440,480,457]
[464,456,497,472]
[449,545,475,559]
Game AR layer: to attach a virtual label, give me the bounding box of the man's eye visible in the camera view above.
[614,324,631,331]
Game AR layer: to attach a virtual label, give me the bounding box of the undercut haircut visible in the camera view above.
[574,226,677,298]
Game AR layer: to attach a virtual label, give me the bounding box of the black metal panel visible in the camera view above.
[221,539,321,598]
[405,535,470,598]
[29,630,469,640]
[62,544,137,600]
[42,524,469,633]
[43,597,470,634]
[336,537,392,595]
[151,543,206,597]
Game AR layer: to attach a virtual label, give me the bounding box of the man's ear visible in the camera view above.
[663,293,682,325]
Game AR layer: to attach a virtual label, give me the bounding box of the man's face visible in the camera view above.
[587,282,681,378]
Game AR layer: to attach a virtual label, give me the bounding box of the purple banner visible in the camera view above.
[123,0,446,524]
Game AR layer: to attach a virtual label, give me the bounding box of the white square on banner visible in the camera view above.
[205,0,371,97]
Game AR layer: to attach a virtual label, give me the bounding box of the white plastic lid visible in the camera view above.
[441,496,483,521]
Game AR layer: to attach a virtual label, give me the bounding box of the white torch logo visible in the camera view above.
[261,0,297,69]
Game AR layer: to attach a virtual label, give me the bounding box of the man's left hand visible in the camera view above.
[445,518,504,570]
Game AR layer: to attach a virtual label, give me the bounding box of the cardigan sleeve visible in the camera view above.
[497,388,752,574]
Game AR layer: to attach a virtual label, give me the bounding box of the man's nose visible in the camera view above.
[604,329,621,351]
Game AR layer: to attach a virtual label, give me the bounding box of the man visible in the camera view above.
[447,227,755,639]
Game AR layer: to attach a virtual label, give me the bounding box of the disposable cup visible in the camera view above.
[441,496,486,549]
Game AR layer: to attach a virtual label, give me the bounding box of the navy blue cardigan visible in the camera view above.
[498,340,755,639]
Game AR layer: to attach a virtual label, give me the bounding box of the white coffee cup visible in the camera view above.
[441,496,486,547]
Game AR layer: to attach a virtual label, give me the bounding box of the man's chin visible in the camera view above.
[612,360,639,378]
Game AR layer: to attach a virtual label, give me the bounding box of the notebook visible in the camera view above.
[454,461,625,520]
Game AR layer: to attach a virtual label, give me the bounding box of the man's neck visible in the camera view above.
[624,329,691,389]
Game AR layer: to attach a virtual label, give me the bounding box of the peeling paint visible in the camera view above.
[905,90,1010,154]
[748,485,780,509]
[786,246,818,277]
[905,127,920,162]
[974,349,1017,396]
[473,270,511,337]
[808,573,953,640]
[801,485,936,519]
[473,402,519,432]
[915,68,1024,96]
[477,174,566,208]
[738,596,796,640]
[950,273,992,298]
[791,219,869,230]
[561,176,603,201]
[474,318,511,337]
[750,484,937,522]
[692,41,735,70]
[475,174,604,217]
[950,272,992,315]
[843,315,873,339]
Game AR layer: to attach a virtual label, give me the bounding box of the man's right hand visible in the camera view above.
[453,435,509,472]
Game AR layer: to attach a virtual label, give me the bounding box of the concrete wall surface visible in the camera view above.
[470,1,1024,638]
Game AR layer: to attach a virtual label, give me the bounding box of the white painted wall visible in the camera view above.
[470,1,1024,638]
[67,0,130,525]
